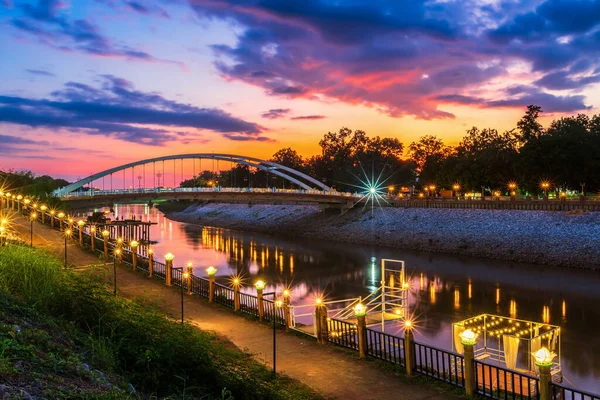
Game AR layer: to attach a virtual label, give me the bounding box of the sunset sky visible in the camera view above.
[2,0,600,180]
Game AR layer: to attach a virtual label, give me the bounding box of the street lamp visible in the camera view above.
[0,226,5,247]
[40,205,47,224]
[262,289,281,374]
[113,248,120,296]
[30,212,37,246]
[57,212,65,231]
[452,184,460,199]
[540,181,551,199]
[64,229,72,268]
[77,220,85,245]
[173,267,187,323]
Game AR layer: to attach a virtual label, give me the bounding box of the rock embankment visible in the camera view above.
[164,203,600,270]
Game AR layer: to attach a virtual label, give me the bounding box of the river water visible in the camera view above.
[110,204,600,393]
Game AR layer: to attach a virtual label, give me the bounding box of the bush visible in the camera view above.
[0,245,321,399]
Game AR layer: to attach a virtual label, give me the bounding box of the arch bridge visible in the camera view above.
[54,153,359,209]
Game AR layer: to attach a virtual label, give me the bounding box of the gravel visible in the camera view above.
[166,203,600,270]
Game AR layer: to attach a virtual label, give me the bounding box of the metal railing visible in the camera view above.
[327,318,358,350]
[552,383,600,400]
[153,260,166,280]
[239,292,259,317]
[190,276,209,298]
[414,342,465,387]
[475,360,538,399]
[263,298,286,326]
[214,282,235,309]
[366,328,405,366]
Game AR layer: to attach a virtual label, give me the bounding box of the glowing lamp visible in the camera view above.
[65,229,72,237]
[206,266,217,276]
[233,277,240,286]
[57,212,65,218]
[102,229,110,237]
[0,226,4,234]
[354,303,366,317]
[1,218,7,225]
[17,195,22,200]
[460,329,478,346]
[369,187,376,194]
[30,212,38,220]
[560,192,567,197]
[418,193,424,198]
[404,320,413,329]
[77,220,85,227]
[68,218,73,224]
[164,252,175,261]
[24,199,30,205]
[533,347,556,367]
[254,280,266,290]
[130,240,139,248]
[33,202,38,208]
[275,299,283,308]
[148,249,153,255]
[453,184,460,190]
[114,248,121,255]
[402,282,410,289]
[183,272,189,279]
[40,205,47,211]
[283,289,290,297]
[315,298,322,305]
[116,237,122,244]
[50,210,55,215]
[90,226,96,233]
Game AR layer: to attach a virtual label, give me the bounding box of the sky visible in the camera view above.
[2,0,600,180]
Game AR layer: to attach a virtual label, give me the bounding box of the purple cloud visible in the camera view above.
[0,75,268,145]
[193,0,597,118]
[290,115,326,120]
[25,68,55,77]
[261,108,291,119]
[11,0,183,68]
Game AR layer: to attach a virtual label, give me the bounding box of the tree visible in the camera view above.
[516,105,544,145]
[270,148,305,171]
[408,135,448,174]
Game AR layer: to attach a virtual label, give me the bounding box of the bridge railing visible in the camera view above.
[551,382,600,400]
[60,186,360,198]
[366,328,405,366]
[415,342,465,388]
[474,359,538,399]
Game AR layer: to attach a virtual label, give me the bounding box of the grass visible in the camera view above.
[0,245,324,399]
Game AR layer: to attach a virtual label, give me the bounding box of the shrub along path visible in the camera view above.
[12,216,463,400]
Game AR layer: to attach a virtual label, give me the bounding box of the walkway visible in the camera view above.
[12,216,462,400]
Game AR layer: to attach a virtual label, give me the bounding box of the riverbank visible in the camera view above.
[163,202,600,270]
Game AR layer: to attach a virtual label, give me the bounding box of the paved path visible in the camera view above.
[12,216,463,400]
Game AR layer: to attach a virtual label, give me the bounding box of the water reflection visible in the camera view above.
[113,204,600,393]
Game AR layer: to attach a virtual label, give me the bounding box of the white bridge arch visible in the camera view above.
[53,153,331,197]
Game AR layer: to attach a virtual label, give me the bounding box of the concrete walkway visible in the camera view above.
[12,216,463,400]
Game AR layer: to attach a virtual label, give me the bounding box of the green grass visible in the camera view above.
[0,245,323,399]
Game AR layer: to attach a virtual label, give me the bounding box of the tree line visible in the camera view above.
[183,105,598,196]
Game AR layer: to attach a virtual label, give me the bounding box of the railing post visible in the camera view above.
[207,266,217,302]
[463,341,476,397]
[102,230,109,259]
[130,241,139,270]
[186,265,193,296]
[257,287,264,321]
[404,324,415,376]
[148,249,154,277]
[165,253,174,286]
[315,301,328,345]
[90,226,95,251]
[356,314,367,358]
[282,290,291,331]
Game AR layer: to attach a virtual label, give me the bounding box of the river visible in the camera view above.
[109,203,600,393]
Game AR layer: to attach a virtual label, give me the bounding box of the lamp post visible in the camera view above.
[30,212,37,247]
[255,280,266,321]
[354,303,367,358]
[262,290,280,375]
[16,195,22,212]
[77,220,85,245]
[64,229,72,268]
[57,212,65,231]
[24,198,31,213]
[113,248,120,296]
[460,328,478,397]
[540,181,550,200]
[102,229,110,259]
[90,226,96,251]
[173,267,187,323]
[207,265,216,301]
[452,184,460,199]
[404,320,415,375]
[130,240,139,270]
[165,252,174,286]
[50,210,55,228]
[534,347,555,400]
[40,205,47,224]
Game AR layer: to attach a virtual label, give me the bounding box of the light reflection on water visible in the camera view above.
[112,204,600,393]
